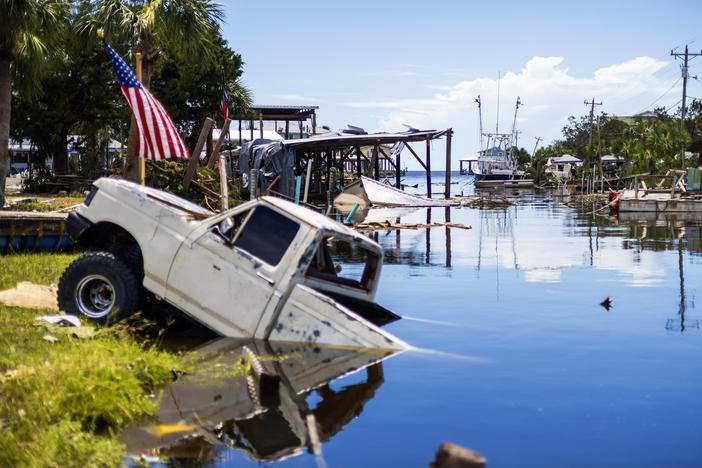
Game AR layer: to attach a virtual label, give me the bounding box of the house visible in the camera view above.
[545,154,582,179]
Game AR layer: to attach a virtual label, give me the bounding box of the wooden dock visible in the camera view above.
[0,211,70,250]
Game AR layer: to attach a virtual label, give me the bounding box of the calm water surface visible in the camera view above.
[130,172,702,467]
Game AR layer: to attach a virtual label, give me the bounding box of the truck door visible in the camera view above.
[166,205,302,338]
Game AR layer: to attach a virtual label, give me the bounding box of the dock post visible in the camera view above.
[250,169,258,200]
[259,111,263,139]
[373,144,379,180]
[219,153,229,211]
[395,146,402,188]
[445,129,452,198]
[294,175,302,204]
[356,147,362,178]
[426,138,432,198]
[634,175,638,199]
[303,160,312,203]
[327,167,336,215]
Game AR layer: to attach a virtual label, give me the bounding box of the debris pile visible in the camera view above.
[354,221,472,232]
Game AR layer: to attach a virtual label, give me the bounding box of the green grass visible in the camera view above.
[0,252,185,466]
[6,195,85,212]
[0,252,81,290]
[0,304,183,467]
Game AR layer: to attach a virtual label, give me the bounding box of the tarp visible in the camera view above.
[238,140,296,198]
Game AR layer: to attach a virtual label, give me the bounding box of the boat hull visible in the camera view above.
[618,198,702,213]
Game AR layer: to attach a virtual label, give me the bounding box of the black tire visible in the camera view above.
[58,251,141,324]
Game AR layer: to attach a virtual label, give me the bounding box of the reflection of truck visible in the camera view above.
[59,178,406,350]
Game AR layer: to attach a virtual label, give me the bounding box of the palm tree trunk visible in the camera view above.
[0,59,12,209]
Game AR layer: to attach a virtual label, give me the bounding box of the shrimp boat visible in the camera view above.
[473,95,533,188]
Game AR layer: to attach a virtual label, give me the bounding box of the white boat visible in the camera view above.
[473,96,533,188]
[335,176,454,208]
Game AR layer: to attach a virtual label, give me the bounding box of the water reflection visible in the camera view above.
[122,339,403,464]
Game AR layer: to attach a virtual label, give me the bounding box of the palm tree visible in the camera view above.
[81,0,224,181]
[0,0,67,209]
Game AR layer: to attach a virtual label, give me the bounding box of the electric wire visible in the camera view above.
[636,77,681,114]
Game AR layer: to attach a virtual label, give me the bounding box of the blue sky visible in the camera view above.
[220,0,702,169]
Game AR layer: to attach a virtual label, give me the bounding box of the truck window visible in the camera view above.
[306,237,379,290]
[232,206,300,266]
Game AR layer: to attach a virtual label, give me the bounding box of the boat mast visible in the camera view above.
[509,97,521,168]
[475,95,484,151]
[496,71,501,135]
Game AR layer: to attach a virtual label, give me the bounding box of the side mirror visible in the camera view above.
[218,217,235,240]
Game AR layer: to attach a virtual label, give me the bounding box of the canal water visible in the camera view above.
[127,172,702,467]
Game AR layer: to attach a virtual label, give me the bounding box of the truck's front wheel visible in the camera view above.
[58,251,140,323]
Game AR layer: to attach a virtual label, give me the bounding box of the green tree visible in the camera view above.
[151,33,251,151]
[80,0,224,180]
[685,99,702,165]
[11,2,129,178]
[0,0,67,208]
[625,116,689,173]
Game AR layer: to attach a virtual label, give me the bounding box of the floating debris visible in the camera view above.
[454,197,515,208]
[354,221,472,232]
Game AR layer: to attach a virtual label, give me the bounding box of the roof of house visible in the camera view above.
[551,154,581,163]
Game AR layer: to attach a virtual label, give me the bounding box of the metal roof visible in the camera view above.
[552,154,581,163]
[251,105,319,111]
[280,129,450,152]
[233,105,319,121]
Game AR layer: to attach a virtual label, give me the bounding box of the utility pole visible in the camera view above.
[671,45,702,169]
[532,136,542,184]
[584,98,602,147]
[532,136,542,157]
[584,98,602,179]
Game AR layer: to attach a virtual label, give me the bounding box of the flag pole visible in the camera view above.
[135,52,145,185]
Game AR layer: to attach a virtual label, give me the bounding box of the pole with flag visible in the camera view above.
[100,30,189,175]
[220,67,229,123]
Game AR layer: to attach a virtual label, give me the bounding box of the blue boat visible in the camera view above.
[0,211,71,251]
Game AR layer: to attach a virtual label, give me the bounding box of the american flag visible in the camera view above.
[220,70,229,122]
[104,40,189,160]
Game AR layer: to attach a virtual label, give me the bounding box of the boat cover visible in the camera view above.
[238,140,296,198]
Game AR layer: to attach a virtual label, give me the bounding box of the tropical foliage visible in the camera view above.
[0,0,69,208]
[4,0,250,206]
[520,105,698,178]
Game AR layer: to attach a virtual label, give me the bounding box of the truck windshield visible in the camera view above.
[232,206,300,266]
[306,236,379,291]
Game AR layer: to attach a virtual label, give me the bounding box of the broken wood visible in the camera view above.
[263,175,281,195]
[183,117,214,190]
[207,118,231,169]
[353,221,472,232]
[218,153,229,211]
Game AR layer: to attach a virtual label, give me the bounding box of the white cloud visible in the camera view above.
[272,93,319,102]
[335,55,674,155]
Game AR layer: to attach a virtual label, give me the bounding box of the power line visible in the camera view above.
[636,76,682,114]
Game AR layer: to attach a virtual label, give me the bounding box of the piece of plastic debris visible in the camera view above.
[36,315,81,327]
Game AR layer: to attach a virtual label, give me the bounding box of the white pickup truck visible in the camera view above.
[60,178,406,350]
